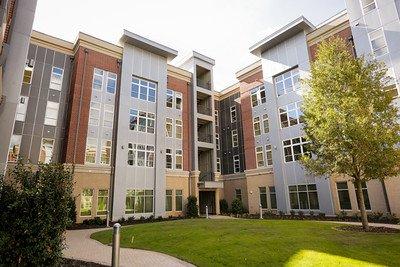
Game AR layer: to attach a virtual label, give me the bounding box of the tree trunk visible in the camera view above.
[355,178,369,231]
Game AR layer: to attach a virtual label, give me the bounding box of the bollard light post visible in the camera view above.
[112,223,121,267]
[206,205,209,219]
[259,204,263,219]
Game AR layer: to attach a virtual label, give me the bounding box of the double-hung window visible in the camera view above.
[235,188,242,201]
[216,134,220,150]
[269,186,277,209]
[253,117,261,136]
[175,92,182,110]
[89,102,101,126]
[165,118,173,137]
[360,0,376,13]
[283,137,310,163]
[233,155,240,173]
[103,105,114,128]
[175,149,183,170]
[97,189,109,216]
[166,89,173,108]
[166,190,173,211]
[259,187,267,209]
[44,101,59,126]
[93,69,104,91]
[175,190,183,211]
[231,129,238,147]
[230,106,237,123]
[274,68,300,96]
[50,67,63,90]
[39,138,55,164]
[166,148,173,169]
[106,73,117,94]
[262,114,269,133]
[216,157,221,172]
[336,182,352,210]
[215,110,219,126]
[251,85,266,107]
[100,140,112,165]
[368,28,388,57]
[255,146,265,168]
[175,120,182,139]
[80,188,93,216]
[85,138,97,164]
[265,145,273,167]
[23,60,34,84]
[16,96,29,122]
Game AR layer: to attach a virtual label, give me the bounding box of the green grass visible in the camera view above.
[91,219,399,266]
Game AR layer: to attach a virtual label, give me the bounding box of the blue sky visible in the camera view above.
[33,0,346,90]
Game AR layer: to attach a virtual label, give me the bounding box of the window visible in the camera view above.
[230,106,237,123]
[215,110,219,126]
[16,96,29,121]
[175,92,182,110]
[166,148,173,169]
[279,101,303,128]
[269,186,277,209]
[265,145,273,166]
[106,72,117,94]
[355,181,371,210]
[166,89,173,108]
[235,189,242,201]
[251,85,266,107]
[175,149,183,170]
[127,144,154,168]
[166,118,173,137]
[103,105,114,128]
[125,189,154,214]
[368,28,388,57]
[274,68,300,96]
[131,77,157,102]
[289,184,319,210]
[97,189,108,216]
[175,120,182,139]
[233,155,240,173]
[361,0,376,13]
[283,137,310,163]
[39,138,54,164]
[231,129,238,147]
[93,69,104,91]
[259,187,267,209]
[50,67,63,90]
[44,101,59,126]
[166,190,173,211]
[100,140,112,165]
[216,157,221,172]
[253,117,261,136]
[129,109,155,134]
[262,114,269,133]
[8,135,21,162]
[85,138,97,164]
[80,188,93,216]
[337,182,352,210]
[89,102,101,126]
[175,190,183,211]
[216,134,220,150]
[256,146,265,168]
[23,61,34,84]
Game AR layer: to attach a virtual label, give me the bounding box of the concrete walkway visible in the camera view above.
[323,220,400,229]
[63,228,195,267]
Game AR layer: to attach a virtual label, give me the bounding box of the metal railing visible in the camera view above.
[199,171,214,182]
[197,79,211,90]
[198,133,213,143]
[197,105,212,116]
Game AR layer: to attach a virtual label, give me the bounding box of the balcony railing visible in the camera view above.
[199,171,214,182]
[198,133,213,143]
[197,105,212,116]
[197,79,211,90]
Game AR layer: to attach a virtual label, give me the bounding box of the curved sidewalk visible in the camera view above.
[63,228,195,267]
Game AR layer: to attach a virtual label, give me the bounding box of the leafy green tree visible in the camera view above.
[0,161,74,265]
[231,198,244,216]
[301,37,400,230]
[186,196,199,218]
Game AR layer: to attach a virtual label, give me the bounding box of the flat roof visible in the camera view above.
[250,16,315,57]
[120,29,178,61]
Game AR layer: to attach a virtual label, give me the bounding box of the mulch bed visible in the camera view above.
[334,225,400,233]
[62,258,108,267]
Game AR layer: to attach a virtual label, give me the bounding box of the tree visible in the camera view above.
[301,37,400,230]
[186,196,199,218]
[0,161,74,265]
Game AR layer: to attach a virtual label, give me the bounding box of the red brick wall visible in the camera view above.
[239,70,263,170]
[167,75,192,171]
[309,27,354,62]
[63,47,120,164]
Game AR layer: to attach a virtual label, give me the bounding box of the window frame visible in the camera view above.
[283,137,310,163]
[131,77,157,103]
[44,101,60,126]
[97,189,109,216]
[85,138,97,164]
[175,149,183,170]
[166,148,173,169]
[165,117,173,138]
[49,66,64,91]
[274,68,300,97]
[175,119,182,139]
[253,116,261,136]
[231,129,239,148]
[367,28,389,58]
[255,146,265,168]
[39,138,55,164]
[336,181,352,211]
[235,188,242,201]
[80,188,94,217]
[16,96,29,122]
[233,155,240,173]
[230,106,237,123]
[8,134,22,162]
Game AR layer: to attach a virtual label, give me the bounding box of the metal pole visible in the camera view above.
[112,223,121,267]
[259,204,263,219]
[206,205,209,219]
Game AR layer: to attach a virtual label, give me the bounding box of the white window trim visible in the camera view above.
[230,106,237,123]
[255,146,265,168]
[231,129,238,148]
[360,0,377,15]
[233,155,240,173]
[175,149,183,170]
[279,101,303,129]
[282,137,310,163]
[367,27,388,58]
[166,117,173,138]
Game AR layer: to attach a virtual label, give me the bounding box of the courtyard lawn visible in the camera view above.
[91,219,399,266]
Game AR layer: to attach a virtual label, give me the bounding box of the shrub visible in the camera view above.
[318,212,326,219]
[127,216,135,223]
[278,210,285,217]
[82,217,105,226]
[337,211,347,220]
[219,199,229,214]
[231,198,244,215]
[0,161,74,266]
[186,196,199,218]
[309,210,315,217]
[298,211,304,218]
[289,210,296,217]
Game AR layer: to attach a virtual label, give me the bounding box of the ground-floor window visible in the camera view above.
[175,190,183,211]
[125,189,154,214]
[269,186,277,209]
[235,189,242,201]
[97,189,108,216]
[336,182,351,210]
[81,188,93,216]
[166,190,172,211]
[355,181,371,210]
[259,187,267,209]
[289,184,319,210]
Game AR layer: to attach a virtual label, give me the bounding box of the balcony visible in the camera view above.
[198,133,213,143]
[196,65,211,90]
[197,105,212,116]
[199,171,214,182]
[197,79,211,90]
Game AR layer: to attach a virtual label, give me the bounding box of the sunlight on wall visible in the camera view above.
[285,250,385,267]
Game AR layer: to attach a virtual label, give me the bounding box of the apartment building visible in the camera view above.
[2,0,400,222]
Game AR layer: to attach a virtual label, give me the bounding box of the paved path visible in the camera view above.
[323,221,400,229]
[63,228,195,267]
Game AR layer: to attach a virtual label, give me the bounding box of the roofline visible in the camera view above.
[235,60,262,81]
[31,30,74,55]
[75,32,123,58]
[249,16,315,57]
[216,82,240,100]
[176,50,215,67]
[120,29,178,61]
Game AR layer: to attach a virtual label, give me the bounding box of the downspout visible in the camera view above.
[73,48,88,164]
[108,58,122,224]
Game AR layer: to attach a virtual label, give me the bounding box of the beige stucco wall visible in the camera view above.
[165,172,189,217]
[385,177,400,216]
[246,172,275,214]
[222,176,248,210]
[73,165,111,223]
